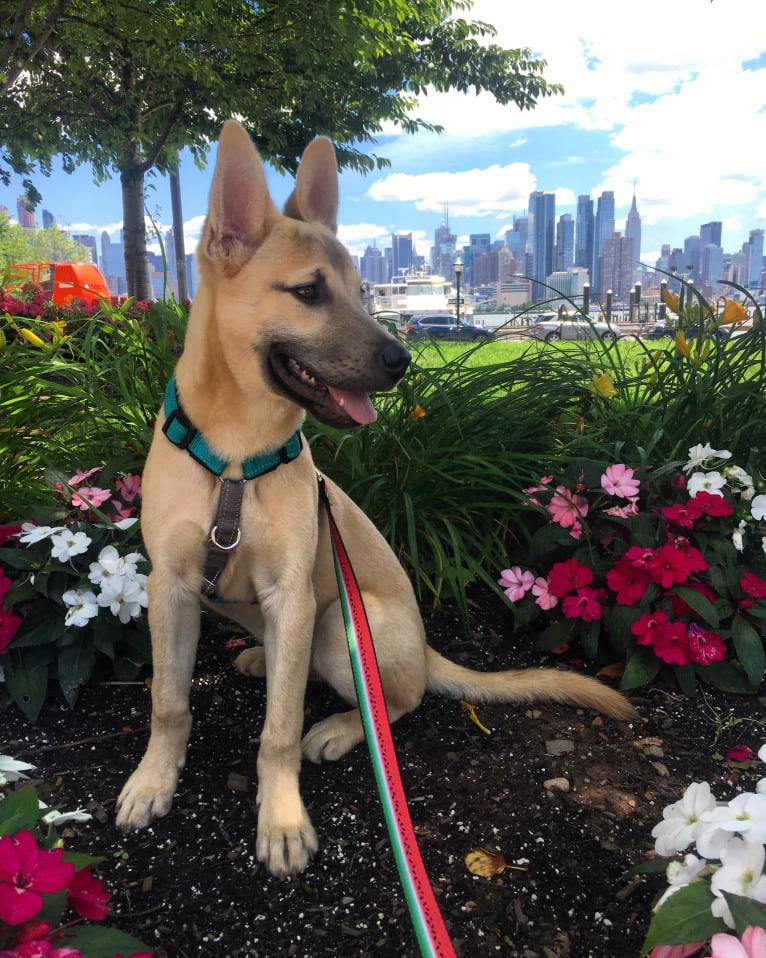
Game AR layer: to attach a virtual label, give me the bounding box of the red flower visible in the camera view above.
[693,490,734,517]
[547,558,594,598]
[67,867,111,920]
[741,571,766,600]
[0,607,22,654]
[561,586,604,622]
[661,500,703,529]
[631,609,670,646]
[0,523,22,545]
[0,830,75,925]
[606,558,651,605]
[652,621,693,666]
[646,543,702,589]
[687,624,726,665]
[725,744,756,763]
[623,544,658,568]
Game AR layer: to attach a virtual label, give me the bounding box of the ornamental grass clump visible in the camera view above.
[0,466,150,722]
[498,443,766,694]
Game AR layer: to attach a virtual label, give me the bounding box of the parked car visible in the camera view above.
[642,322,674,339]
[642,321,730,340]
[529,313,622,342]
[405,313,494,341]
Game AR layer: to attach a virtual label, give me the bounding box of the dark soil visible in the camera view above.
[5,592,766,958]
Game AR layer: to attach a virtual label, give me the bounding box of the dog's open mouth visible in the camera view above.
[268,350,377,428]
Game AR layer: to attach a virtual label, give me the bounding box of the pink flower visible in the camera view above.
[498,567,535,602]
[710,926,766,958]
[725,745,756,763]
[603,498,639,518]
[0,831,75,925]
[115,474,141,503]
[67,866,111,920]
[687,624,726,666]
[601,463,640,499]
[741,571,766,600]
[562,586,603,622]
[68,466,101,487]
[649,945,705,958]
[70,486,111,511]
[546,486,588,530]
[531,576,559,610]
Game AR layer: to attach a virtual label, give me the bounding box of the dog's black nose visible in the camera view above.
[380,340,411,378]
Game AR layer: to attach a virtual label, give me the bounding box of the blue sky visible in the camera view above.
[2,0,765,269]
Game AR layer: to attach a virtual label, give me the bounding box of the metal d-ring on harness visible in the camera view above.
[160,374,303,598]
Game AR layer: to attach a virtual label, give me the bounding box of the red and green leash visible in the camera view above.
[318,475,456,958]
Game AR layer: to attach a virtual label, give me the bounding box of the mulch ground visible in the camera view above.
[5,591,766,958]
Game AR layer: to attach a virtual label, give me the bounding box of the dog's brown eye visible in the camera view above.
[291,283,319,302]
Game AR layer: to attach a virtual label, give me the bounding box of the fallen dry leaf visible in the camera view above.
[596,662,626,679]
[465,848,507,878]
[460,700,492,735]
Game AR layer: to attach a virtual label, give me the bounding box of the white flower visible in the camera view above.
[687,471,727,498]
[62,589,100,628]
[710,836,766,928]
[0,755,36,785]
[49,529,92,562]
[96,574,148,623]
[655,854,709,910]
[17,523,58,544]
[700,792,766,845]
[88,544,145,585]
[684,444,732,473]
[652,781,719,856]
[732,520,747,552]
[40,806,93,826]
[751,494,766,522]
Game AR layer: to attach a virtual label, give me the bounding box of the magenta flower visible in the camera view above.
[710,926,766,958]
[115,474,141,503]
[67,466,101,487]
[67,866,111,920]
[561,586,603,622]
[545,486,588,530]
[0,830,75,925]
[498,566,535,602]
[600,463,640,499]
[0,607,23,654]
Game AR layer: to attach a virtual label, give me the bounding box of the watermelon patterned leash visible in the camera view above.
[317,475,457,958]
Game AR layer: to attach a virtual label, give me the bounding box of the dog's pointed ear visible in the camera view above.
[283,137,338,234]
[201,120,279,275]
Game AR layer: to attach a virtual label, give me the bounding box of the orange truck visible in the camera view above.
[8,262,111,306]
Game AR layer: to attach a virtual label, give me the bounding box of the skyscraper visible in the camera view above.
[16,195,35,229]
[528,190,555,302]
[432,205,456,278]
[555,213,574,271]
[748,229,764,287]
[592,191,615,296]
[391,231,413,280]
[683,236,701,284]
[624,189,642,273]
[575,195,594,274]
[600,233,635,301]
[700,221,722,249]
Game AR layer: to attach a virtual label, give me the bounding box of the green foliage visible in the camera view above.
[0,211,90,266]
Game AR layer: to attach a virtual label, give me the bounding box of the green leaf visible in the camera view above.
[58,636,97,707]
[61,923,153,958]
[4,648,50,721]
[533,619,574,652]
[642,880,726,953]
[723,890,766,936]
[0,784,42,836]
[697,660,755,694]
[620,647,661,690]
[582,619,600,659]
[673,663,698,697]
[673,584,719,627]
[731,614,765,687]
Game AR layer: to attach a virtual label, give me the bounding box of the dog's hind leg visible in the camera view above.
[301,595,427,763]
[116,572,201,830]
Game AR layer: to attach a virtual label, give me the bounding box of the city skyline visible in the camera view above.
[1,0,764,269]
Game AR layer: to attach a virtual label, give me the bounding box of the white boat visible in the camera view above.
[369,274,454,317]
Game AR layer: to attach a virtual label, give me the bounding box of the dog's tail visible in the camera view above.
[425,648,636,720]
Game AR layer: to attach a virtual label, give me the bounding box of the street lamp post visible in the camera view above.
[454,256,463,329]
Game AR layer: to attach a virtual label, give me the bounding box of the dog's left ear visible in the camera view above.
[283,138,339,234]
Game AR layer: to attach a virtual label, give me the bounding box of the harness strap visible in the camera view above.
[202,478,246,597]
[317,474,456,958]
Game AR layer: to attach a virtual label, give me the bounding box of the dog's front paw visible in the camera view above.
[116,767,178,831]
[302,712,364,763]
[234,646,267,678]
[257,803,318,878]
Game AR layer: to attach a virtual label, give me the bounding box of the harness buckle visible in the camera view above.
[209,525,241,551]
[162,406,197,450]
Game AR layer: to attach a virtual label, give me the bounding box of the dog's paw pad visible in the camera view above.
[302,715,362,763]
[234,647,266,677]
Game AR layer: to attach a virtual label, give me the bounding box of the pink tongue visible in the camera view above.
[327,386,378,425]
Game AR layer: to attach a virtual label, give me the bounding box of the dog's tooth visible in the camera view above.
[338,397,345,408]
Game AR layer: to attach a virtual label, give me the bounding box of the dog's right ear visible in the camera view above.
[282,137,339,234]
[200,121,279,276]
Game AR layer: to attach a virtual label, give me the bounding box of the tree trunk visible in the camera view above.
[169,162,188,302]
[120,165,152,300]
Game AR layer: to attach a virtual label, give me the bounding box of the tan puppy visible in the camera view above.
[116,121,635,879]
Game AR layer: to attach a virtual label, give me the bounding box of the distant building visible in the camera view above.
[555,213,574,271]
[599,233,635,301]
[546,267,589,308]
[42,209,56,230]
[700,221,722,249]
[747,229,764,288]
[575,195,594,274]
[16,195,35,229]
[431,205,456,278]
[391,231,413,280]
[701,243,724,290]
[72,234,98,266]
[683,235,701,284]
[624,189,641,274]
[528,191,555,302]
[592,191,615,296]
[361,245,387,285]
